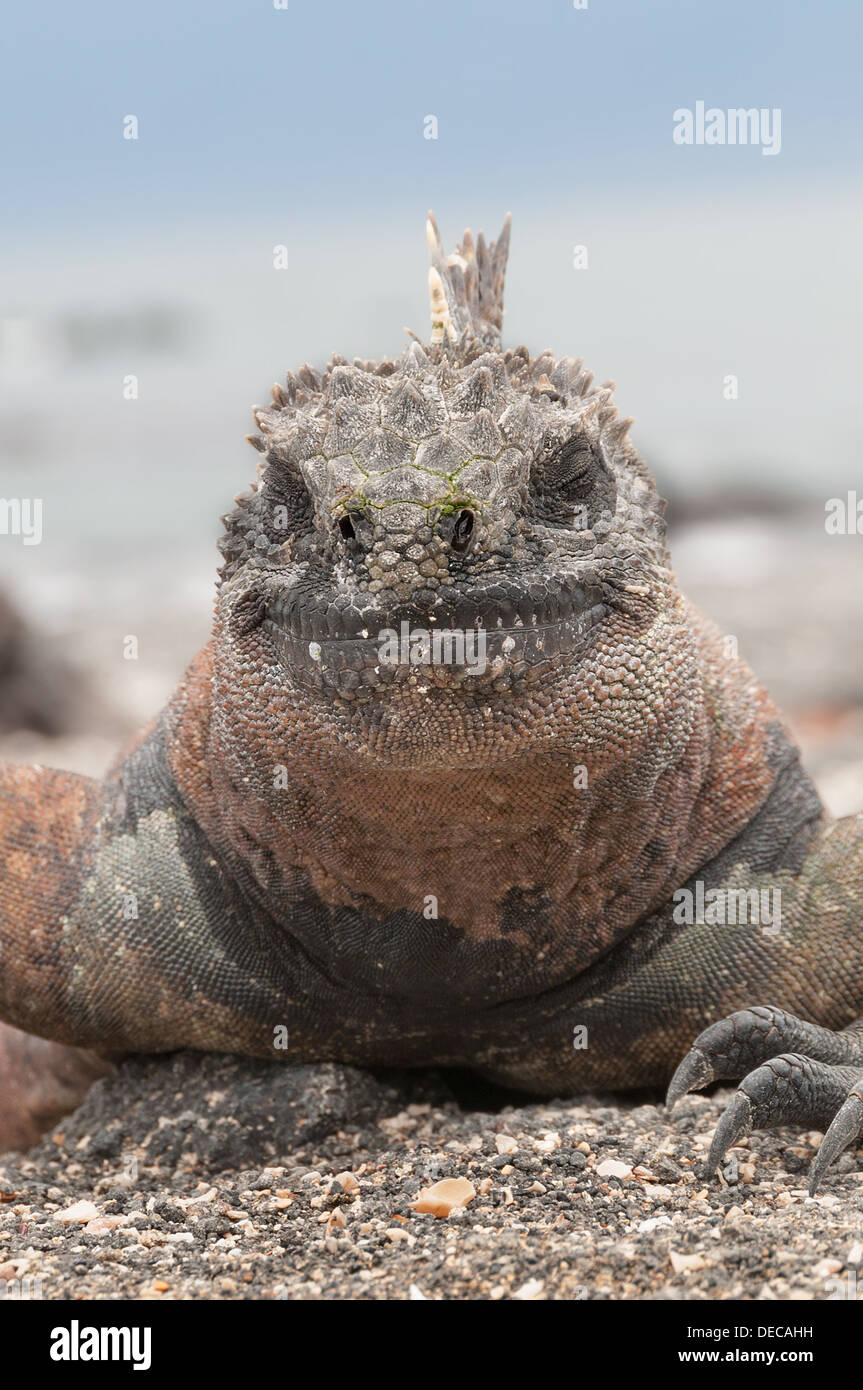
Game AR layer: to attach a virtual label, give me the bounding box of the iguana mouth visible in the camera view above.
[263,577,608,697]
[265,574,605,643]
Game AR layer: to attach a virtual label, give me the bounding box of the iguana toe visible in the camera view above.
[667,1005,861,1105]
[704,1053,863,1185]
[672,1008,863,1187]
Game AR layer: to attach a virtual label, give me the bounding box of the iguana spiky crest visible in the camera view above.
[425,210,511,348]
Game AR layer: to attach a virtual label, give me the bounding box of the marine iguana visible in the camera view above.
[2,213,863,1193]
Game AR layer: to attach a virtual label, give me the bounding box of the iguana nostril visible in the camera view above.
[451,508,475,553]
[338,515,356,541]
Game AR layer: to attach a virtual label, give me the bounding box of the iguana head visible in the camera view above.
[215,214,676,769]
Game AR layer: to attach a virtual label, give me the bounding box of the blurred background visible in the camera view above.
[1,0,862,809]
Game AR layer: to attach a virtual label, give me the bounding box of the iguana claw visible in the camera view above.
[670,1009,863,1191]
[809,1088,863,1194]
[706,1090,753,1177]
[666,1047,715,1109]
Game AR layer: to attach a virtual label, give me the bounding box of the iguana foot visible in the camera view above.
[667,1006,863,1192]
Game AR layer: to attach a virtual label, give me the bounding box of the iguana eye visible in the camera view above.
[541,438,595,495]
[261,459,315,537]
[531,434,617,529]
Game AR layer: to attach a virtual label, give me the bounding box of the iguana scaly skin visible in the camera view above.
[3,214,863,1186]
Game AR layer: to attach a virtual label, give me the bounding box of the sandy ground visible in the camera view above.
[2,1055,862,1302]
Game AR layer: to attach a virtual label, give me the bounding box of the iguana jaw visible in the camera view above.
[261,571,608,695]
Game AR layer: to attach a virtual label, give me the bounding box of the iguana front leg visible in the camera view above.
[0,761,103,1044]
[470,798,863,1192]
[0,762,115,1147]
[662,812,863,1190]
[0,751,290,1147]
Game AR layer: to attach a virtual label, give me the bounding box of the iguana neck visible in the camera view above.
[161,629,795,960]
